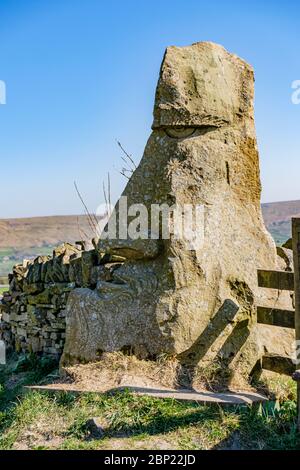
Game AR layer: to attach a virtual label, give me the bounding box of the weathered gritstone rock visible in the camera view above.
[61,42,294,384]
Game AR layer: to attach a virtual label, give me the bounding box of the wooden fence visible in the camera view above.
[257,218,300,430]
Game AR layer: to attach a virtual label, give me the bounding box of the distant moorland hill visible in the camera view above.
[0,215,95,249]
[0,215,97,277]
[261,199,300,245]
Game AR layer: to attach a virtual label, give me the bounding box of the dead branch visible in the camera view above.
[74,181,100,236]
[116,140,137,177]
[76,215,90,241]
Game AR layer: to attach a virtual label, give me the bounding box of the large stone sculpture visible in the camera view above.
[61,42,293,383]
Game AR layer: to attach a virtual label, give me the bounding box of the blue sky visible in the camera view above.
[0,0,299,218]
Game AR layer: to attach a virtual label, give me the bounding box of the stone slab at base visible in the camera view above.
[24,384,267,405]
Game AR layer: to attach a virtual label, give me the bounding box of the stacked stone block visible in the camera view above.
[0,243,89,357]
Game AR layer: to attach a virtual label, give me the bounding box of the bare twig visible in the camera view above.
[74,181,100,236]
[120,171,130,180]
[76,215,90,241]
[102,172,112,218]
[103,181,108,214]
[116,140,137,170]
[108,173,111,210]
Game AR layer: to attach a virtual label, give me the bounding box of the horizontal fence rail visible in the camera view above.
[257,269,294,291]
[257,306,295,329]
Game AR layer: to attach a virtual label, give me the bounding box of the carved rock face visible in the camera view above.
[62,42,293,382]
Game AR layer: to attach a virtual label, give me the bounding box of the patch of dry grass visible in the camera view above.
[62,352,239,393]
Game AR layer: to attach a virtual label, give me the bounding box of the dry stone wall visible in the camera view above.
[0,243,102,357]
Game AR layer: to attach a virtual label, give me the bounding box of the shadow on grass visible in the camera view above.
[1,353,299,451]
[103,400,300,450]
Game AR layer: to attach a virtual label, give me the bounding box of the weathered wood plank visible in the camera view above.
[257,270,294,291]
[292,219,300,359]
[257,306,295,329]
[292,218,300,431]
[298,383,300,432]
[262,354,296,376]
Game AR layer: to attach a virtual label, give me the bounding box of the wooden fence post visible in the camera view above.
[292,218,300,431]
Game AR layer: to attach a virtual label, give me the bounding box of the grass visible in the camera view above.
[0,287,8,296]
[0,356,299,450]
